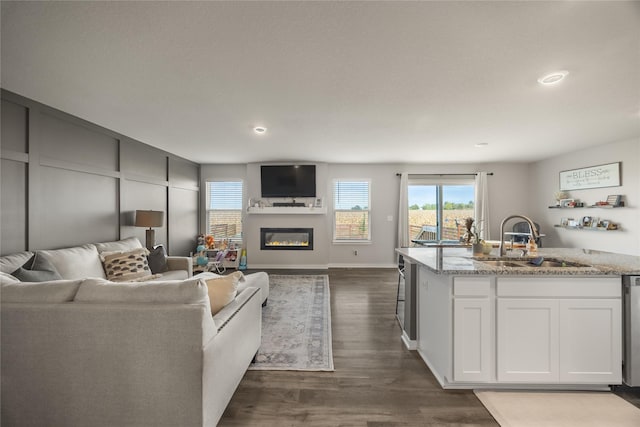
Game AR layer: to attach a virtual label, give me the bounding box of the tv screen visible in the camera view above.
[261,165,316,198]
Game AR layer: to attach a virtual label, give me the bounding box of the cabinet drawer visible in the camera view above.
[454,277,491,297]
[497,277,621,298]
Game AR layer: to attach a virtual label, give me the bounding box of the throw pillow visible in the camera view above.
[205,271,243,315]
[11,252,63,282]
[101,248,152,282]
[147,245,169,274]
[1,271,20,284]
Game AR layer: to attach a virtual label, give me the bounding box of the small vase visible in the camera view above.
[472,243,484,255]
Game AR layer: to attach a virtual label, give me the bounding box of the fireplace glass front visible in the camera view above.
[260,228,313,250]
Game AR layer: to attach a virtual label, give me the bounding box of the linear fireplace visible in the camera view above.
[260,228,313,250]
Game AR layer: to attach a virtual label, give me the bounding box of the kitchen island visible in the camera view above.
[396,247,640,390]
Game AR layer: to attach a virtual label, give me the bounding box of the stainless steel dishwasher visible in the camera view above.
[623,276,640,386]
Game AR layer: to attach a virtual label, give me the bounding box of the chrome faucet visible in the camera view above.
[499,214,540,257]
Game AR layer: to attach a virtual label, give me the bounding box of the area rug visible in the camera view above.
[249,274,334,371]
[475,390,640,427]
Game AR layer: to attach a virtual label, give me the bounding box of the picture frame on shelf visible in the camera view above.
[560,217,569,226]
[606,195,622,207]
[590,217,600,228]
[560,198,575,208]
[600,220,610,229]
[581,216,592,227]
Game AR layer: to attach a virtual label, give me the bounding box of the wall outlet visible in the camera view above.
[387,215,393,222]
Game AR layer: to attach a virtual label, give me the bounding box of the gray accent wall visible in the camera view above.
[0,90,199,256]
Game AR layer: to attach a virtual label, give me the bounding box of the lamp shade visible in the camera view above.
[135,210,164,228]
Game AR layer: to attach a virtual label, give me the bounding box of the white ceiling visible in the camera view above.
[1,1,639,165]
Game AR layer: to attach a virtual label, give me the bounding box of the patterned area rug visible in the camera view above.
[249,274,334,371]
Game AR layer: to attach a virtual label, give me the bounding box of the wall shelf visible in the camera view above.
[554,225,620,231]
[548,205,624,209]
[247,206,327,215]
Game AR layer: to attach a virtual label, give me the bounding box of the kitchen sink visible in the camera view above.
[529,259,592,268]
[478,260,524,267]
[475,257,592,268]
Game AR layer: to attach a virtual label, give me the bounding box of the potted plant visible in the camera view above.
[464,217,488,255]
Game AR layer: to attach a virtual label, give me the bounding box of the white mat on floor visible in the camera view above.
[475,390,640,427]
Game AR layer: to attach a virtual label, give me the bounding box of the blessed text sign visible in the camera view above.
[559,162,621,191]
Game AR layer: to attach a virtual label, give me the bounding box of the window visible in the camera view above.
[408,178,475,243]
[206,180,243,244]
[333,180,370,242]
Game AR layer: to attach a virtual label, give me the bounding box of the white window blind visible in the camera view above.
[333,180,371,241]
[206,181,243,244]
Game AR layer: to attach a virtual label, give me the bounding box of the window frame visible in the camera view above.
[332,178,372,244]
[407,177,475,243]
[205,179,244,245]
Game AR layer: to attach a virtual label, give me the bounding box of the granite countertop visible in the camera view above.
[395,247,640,276]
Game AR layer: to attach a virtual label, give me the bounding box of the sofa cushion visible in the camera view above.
[1,271,20,284]
[94,236,144,254]
[1,279,83,303]
[102,248,153,282]
[0,251,34,274]
[147,245,169,274]
[11,253,63,282]
[157,269,189,280]
[237,271,269,303]
[74,277,210,306]
[38,244,106,279]
[205,271,243,315]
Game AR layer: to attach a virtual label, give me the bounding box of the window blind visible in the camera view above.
[206,181,243,244]
[333,180,370,241]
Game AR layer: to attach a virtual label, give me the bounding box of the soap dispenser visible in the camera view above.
[527,237,538,253]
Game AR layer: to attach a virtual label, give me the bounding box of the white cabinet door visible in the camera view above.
[559,299,622,383]
[497,299,559,382]
[454,298,491,382]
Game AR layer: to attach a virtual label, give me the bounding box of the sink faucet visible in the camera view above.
[499,214,540,257]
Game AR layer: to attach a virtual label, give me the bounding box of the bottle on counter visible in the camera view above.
[527,237,538,253]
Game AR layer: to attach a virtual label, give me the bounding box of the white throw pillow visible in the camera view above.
[37,244,105,280]
[94,237,144,254]
[205,271,243,315]
[0,271,20,284]
[0,251,34,274]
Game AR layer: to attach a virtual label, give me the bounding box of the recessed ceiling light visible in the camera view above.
[253,126,267,134]
[537,70,569,85]
[474,142,489,148]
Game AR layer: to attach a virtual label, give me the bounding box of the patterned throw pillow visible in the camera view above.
[102,248,153,282]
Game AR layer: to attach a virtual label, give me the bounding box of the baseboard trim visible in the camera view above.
[248,264,329,270]
[401,330,417,350]
[327,263,397,269]
[247,264,397,270]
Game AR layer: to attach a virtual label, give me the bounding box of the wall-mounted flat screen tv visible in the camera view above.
[261,165,316,198]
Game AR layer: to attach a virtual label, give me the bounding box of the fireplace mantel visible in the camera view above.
[247,206,327,215]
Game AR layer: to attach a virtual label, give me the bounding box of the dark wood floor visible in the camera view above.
[218,268,499,426]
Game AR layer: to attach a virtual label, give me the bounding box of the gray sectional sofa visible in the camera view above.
[0,237,269,427]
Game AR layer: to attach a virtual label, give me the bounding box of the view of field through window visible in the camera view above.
[408,184,474,242]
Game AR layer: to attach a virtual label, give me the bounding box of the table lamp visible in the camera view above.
[135,210,164,249]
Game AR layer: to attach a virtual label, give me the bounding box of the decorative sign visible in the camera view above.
[559,162,621,191]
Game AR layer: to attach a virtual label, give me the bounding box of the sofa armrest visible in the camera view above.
[167,256,192,277]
